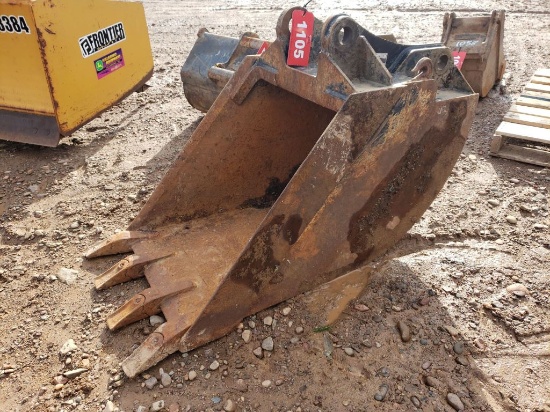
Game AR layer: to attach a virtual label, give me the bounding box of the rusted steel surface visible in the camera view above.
[87,8,478,377]
[442,10,505,97]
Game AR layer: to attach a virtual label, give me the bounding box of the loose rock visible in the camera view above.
[424,376,442,388]
[506,283,528,297]
[505,215,518,225]
[344,347,354,356]
[60,339,78,355]
[374,384,388,401]
[447,393,465,411]
[253,347,263,359]
[144,376,158,390]
[151,400,165,412]
[282,307,291,316]
[63,368,87,379]
[223,399,236,412]
[160,371,172,387]
[242,329,252,343]
[57,268,78,284]
[150,315,165,327]
[262,380,272,388]
[103,401,115,412]
[188,370,197,381]
[263,316,273,326]
[209,360,220,371]
[262,336,274,351]
[453,341,464,355]
[397,320,411,342]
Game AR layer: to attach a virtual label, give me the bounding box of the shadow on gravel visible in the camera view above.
[86,234,521,411]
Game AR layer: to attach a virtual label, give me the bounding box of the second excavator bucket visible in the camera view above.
[86,9,478,377]
[442,10,505,97]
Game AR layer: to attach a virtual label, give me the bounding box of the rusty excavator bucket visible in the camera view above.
[442,10,505,97]
[86,9,478,377]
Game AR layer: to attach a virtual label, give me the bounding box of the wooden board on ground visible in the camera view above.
[525,83,550,93]
[535,69,550,78]
[504,112,550,129]
[531,76,550,86]
[491,139,550,167]
[490,69,550,167]
[516,96,550,109]
[508,104,550,119]
[495,122,550,144]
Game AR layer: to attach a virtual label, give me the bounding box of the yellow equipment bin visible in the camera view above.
[0,0,153,146]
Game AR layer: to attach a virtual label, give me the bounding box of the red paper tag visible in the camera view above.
[287,10,314,67]
[452,51,467,70]
[257,41,270,55]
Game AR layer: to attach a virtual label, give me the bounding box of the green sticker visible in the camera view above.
[95,60,104,72]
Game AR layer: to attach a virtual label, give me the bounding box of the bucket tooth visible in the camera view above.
[122,320,191,378]
[106,280,195,330]
[84,231,153,259]
[94,254,169,290]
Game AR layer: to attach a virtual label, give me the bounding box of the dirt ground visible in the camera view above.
[1,1,549,411]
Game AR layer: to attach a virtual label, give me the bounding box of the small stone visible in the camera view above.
[57,268,78,284]
[149,315,165,327]
[242,329,252,343]
[447,393,464,411]
[344,347,354,356]
[212,397,221,404]
[223,399,236,412]
[188,370,197,381]
[151,400,165,412]
[424,376,442,388]
[144,376,158,390]
[160,372,172,387]
[263,316,273,326]
[53,375,68,385]
[411,396,421,408]
[60,339,78,355]
[209,360,220,371]
[168,403,179,412]
[235,379,248,392]
[136,407,147,412]
[70,221,80,229]
[295,326,304,334]
[253,347,263,358]
[261,336,274,351]
[488,199,500,207]
[103,401,115,412]
[262,380,272,388]
[506,283,528,297]
[468,154,477,161]
[505,215,518,225]
[534,223,548,230]
[282,307,291,316]
[509,178,520,184]
[421,361,431,370]
[453,341,465,355]
[63,368,87,379]
[354,304,369,312]
[397,320,411,342]
[374,384,389,401]
[445,325,459,337]
[456,356,469,366]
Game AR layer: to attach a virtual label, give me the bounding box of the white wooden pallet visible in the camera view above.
[490,69,550,167]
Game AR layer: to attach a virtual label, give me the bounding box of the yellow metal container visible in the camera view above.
[0,0,153,146]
